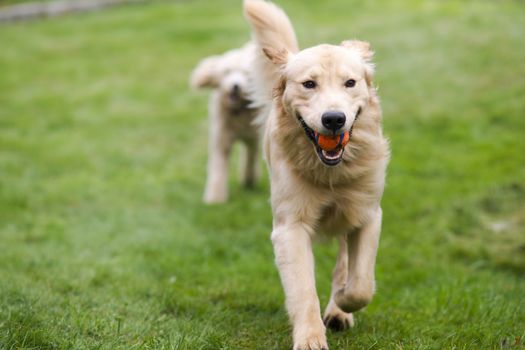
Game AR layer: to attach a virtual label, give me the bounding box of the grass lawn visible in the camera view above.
[1,0,524,349]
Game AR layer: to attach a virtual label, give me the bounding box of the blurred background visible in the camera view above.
[1,0,524,349]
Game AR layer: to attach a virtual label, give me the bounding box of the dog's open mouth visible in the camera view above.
[229,90,243,103]
[297,115,350,166]
[316,144,345,166]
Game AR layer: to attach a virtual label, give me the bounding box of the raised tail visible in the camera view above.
[244,0,299,113]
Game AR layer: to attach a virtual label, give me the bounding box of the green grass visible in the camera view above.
[1,0,524,349]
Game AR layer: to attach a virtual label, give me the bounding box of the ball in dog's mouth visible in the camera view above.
[296,114,351,166]
[315,132,348,166]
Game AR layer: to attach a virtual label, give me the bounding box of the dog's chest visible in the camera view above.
[317,186,378,233]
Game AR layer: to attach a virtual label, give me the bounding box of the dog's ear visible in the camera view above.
[263,47,290,66]
[190,55,221,89]
[341,40,373,61]
[341,40,375,86]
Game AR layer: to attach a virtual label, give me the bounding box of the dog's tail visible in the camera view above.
[244,0,299,125]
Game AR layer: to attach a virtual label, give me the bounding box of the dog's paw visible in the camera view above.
[293,336,328,350]
[334,277,374,313]
[203,197,226,204]
[323,310,354,332]
[203,192,227,204]
[293,324,328,350]
[323,299,355,332]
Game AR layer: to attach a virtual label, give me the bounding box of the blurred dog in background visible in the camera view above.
[190,43,260,204]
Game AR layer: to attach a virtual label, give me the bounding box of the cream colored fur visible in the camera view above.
[244,1,390,349]
[190,43,260,204]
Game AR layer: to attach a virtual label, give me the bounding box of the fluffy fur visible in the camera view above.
[244,1,390,349]
[190,43,260,204]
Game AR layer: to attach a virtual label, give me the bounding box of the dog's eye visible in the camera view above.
[302,80,317,89]
[345,79,356,88]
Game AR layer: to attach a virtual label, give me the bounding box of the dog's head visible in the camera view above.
[190,44,253,110]
[266,40,374,166]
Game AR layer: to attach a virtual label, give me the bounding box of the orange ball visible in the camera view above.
[317,132,350,151]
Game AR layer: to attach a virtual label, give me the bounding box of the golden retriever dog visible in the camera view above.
[244,1,390,349]
[190,43,260,204]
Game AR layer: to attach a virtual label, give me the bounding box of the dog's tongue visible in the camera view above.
[317,132,350,151]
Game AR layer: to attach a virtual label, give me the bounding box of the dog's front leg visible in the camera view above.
[272,223,328,350]
[203,110,233,204]
[323,235,354,331]
[335,208,382,313]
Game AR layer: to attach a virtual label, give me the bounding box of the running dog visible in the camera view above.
[190,43,260,204]
[244,1,390,349]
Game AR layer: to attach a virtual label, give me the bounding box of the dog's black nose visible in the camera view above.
[232,84,240,93]
[321,111,346,132]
